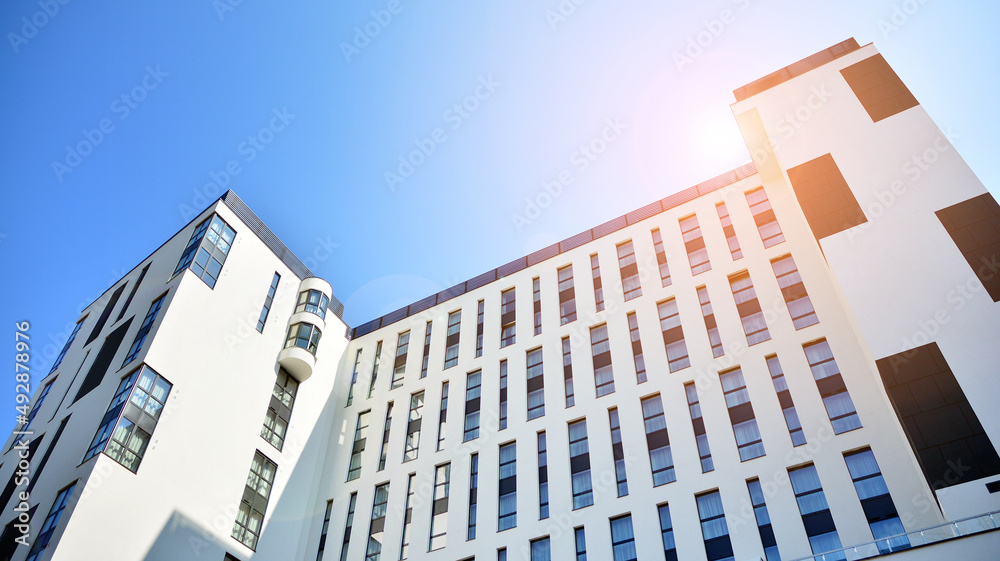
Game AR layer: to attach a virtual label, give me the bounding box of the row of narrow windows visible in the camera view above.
[323,446,907,561]
[349,186,790,395]
[349,247,821,405]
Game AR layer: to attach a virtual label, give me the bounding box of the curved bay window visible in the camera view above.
[295,289,330,320]
[285,323,322,355]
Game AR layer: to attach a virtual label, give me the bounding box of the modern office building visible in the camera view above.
[3,38,999,561]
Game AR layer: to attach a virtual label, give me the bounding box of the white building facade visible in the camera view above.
[2,39,999,561]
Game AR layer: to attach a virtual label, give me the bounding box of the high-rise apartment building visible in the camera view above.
[3,39,999,561]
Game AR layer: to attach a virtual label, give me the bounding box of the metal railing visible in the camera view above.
[789,510,1000,561]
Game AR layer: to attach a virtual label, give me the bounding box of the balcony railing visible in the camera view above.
[789,510,1000,561]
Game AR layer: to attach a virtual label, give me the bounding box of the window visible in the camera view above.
[340,492,357,561]
[721,368,765,461]
[608,408,629,496]
[562,337,575,407]
[85,282,126,346]
[347,349,362,407]
[716,202,743,259]
[698,286,724,358]
[804,340,862,433]
[526,348,545,420]
[844,449,910,553]
[575,526,587,561]
[499,360,508,430]
[122,293,165,366]
[436,382,449,451]
[651,228,672,286]
[261,368,298,451]
[366,483,389,561]
[558,265,577,324]
[83,365,171,472]
[444,311,461,369]
[464,370,482,441]
[590,254,605,312]
[316,500,334,561]
[420,321,432,378]
[17,378,54,436]
[617,240,642,300]
[685,383,714,472]
[24,482,76,561]
[537,431,549,519]
[500,288,516,347]
[680,215,711,274]
[476,300,485,357]
[50,316,84,373]
[658,504,677,561]
[697,491,735,561]
[590,324,615,397]
[172,214,236,288]
[368,341,383,399]
[232,451,276,550]
[399,474,415,559]
[789,464,843,558]
[347,411,370,481]
[610,514,637,561]
[117,264,150,322]
[285,322,322,356]
[391,331,409,389]
[747,479,780,561]
[530,537,551,561]
[296,288,330,320]
[498,548,506,561]
[256,273,280,332]
[403,392,423,461]
[746,187,785,248]
[626,312,647,383]
[657,299,690,372]
[765,355,806,446]
[377,403,392,471]
[468,454,479,540]
[498,442,517,531]
[568,419,594,508]
[533,277,542,335]
[642,394,675,485]
[730,272,770,345]
[771,255,818,329]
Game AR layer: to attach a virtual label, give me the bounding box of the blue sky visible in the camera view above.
[1,1,998,437]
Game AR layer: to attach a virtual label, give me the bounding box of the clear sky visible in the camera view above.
[1,1,998,437]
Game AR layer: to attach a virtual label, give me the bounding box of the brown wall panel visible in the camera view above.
[786,153,868,241]
[841,54,919,122]
[876,342,1000,491]
[936,192,1000,302]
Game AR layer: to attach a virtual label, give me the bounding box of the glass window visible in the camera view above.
[558,265,577,324]
[527,348,545,420]
[745,187,785,248]
[617,240,642,300]
[25,482,77,561]
[610,515,637,561]
[256,273,280,332]
[232,451,277,550]
[651,228,672,286]
[284,322,322,355]
[657,299,690,372]
[83,365,171,472]
[122,293,165,366]
[680,215,711,274]
[590,324,615,396]
[173,214,236,288]
[296,288,330,320]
